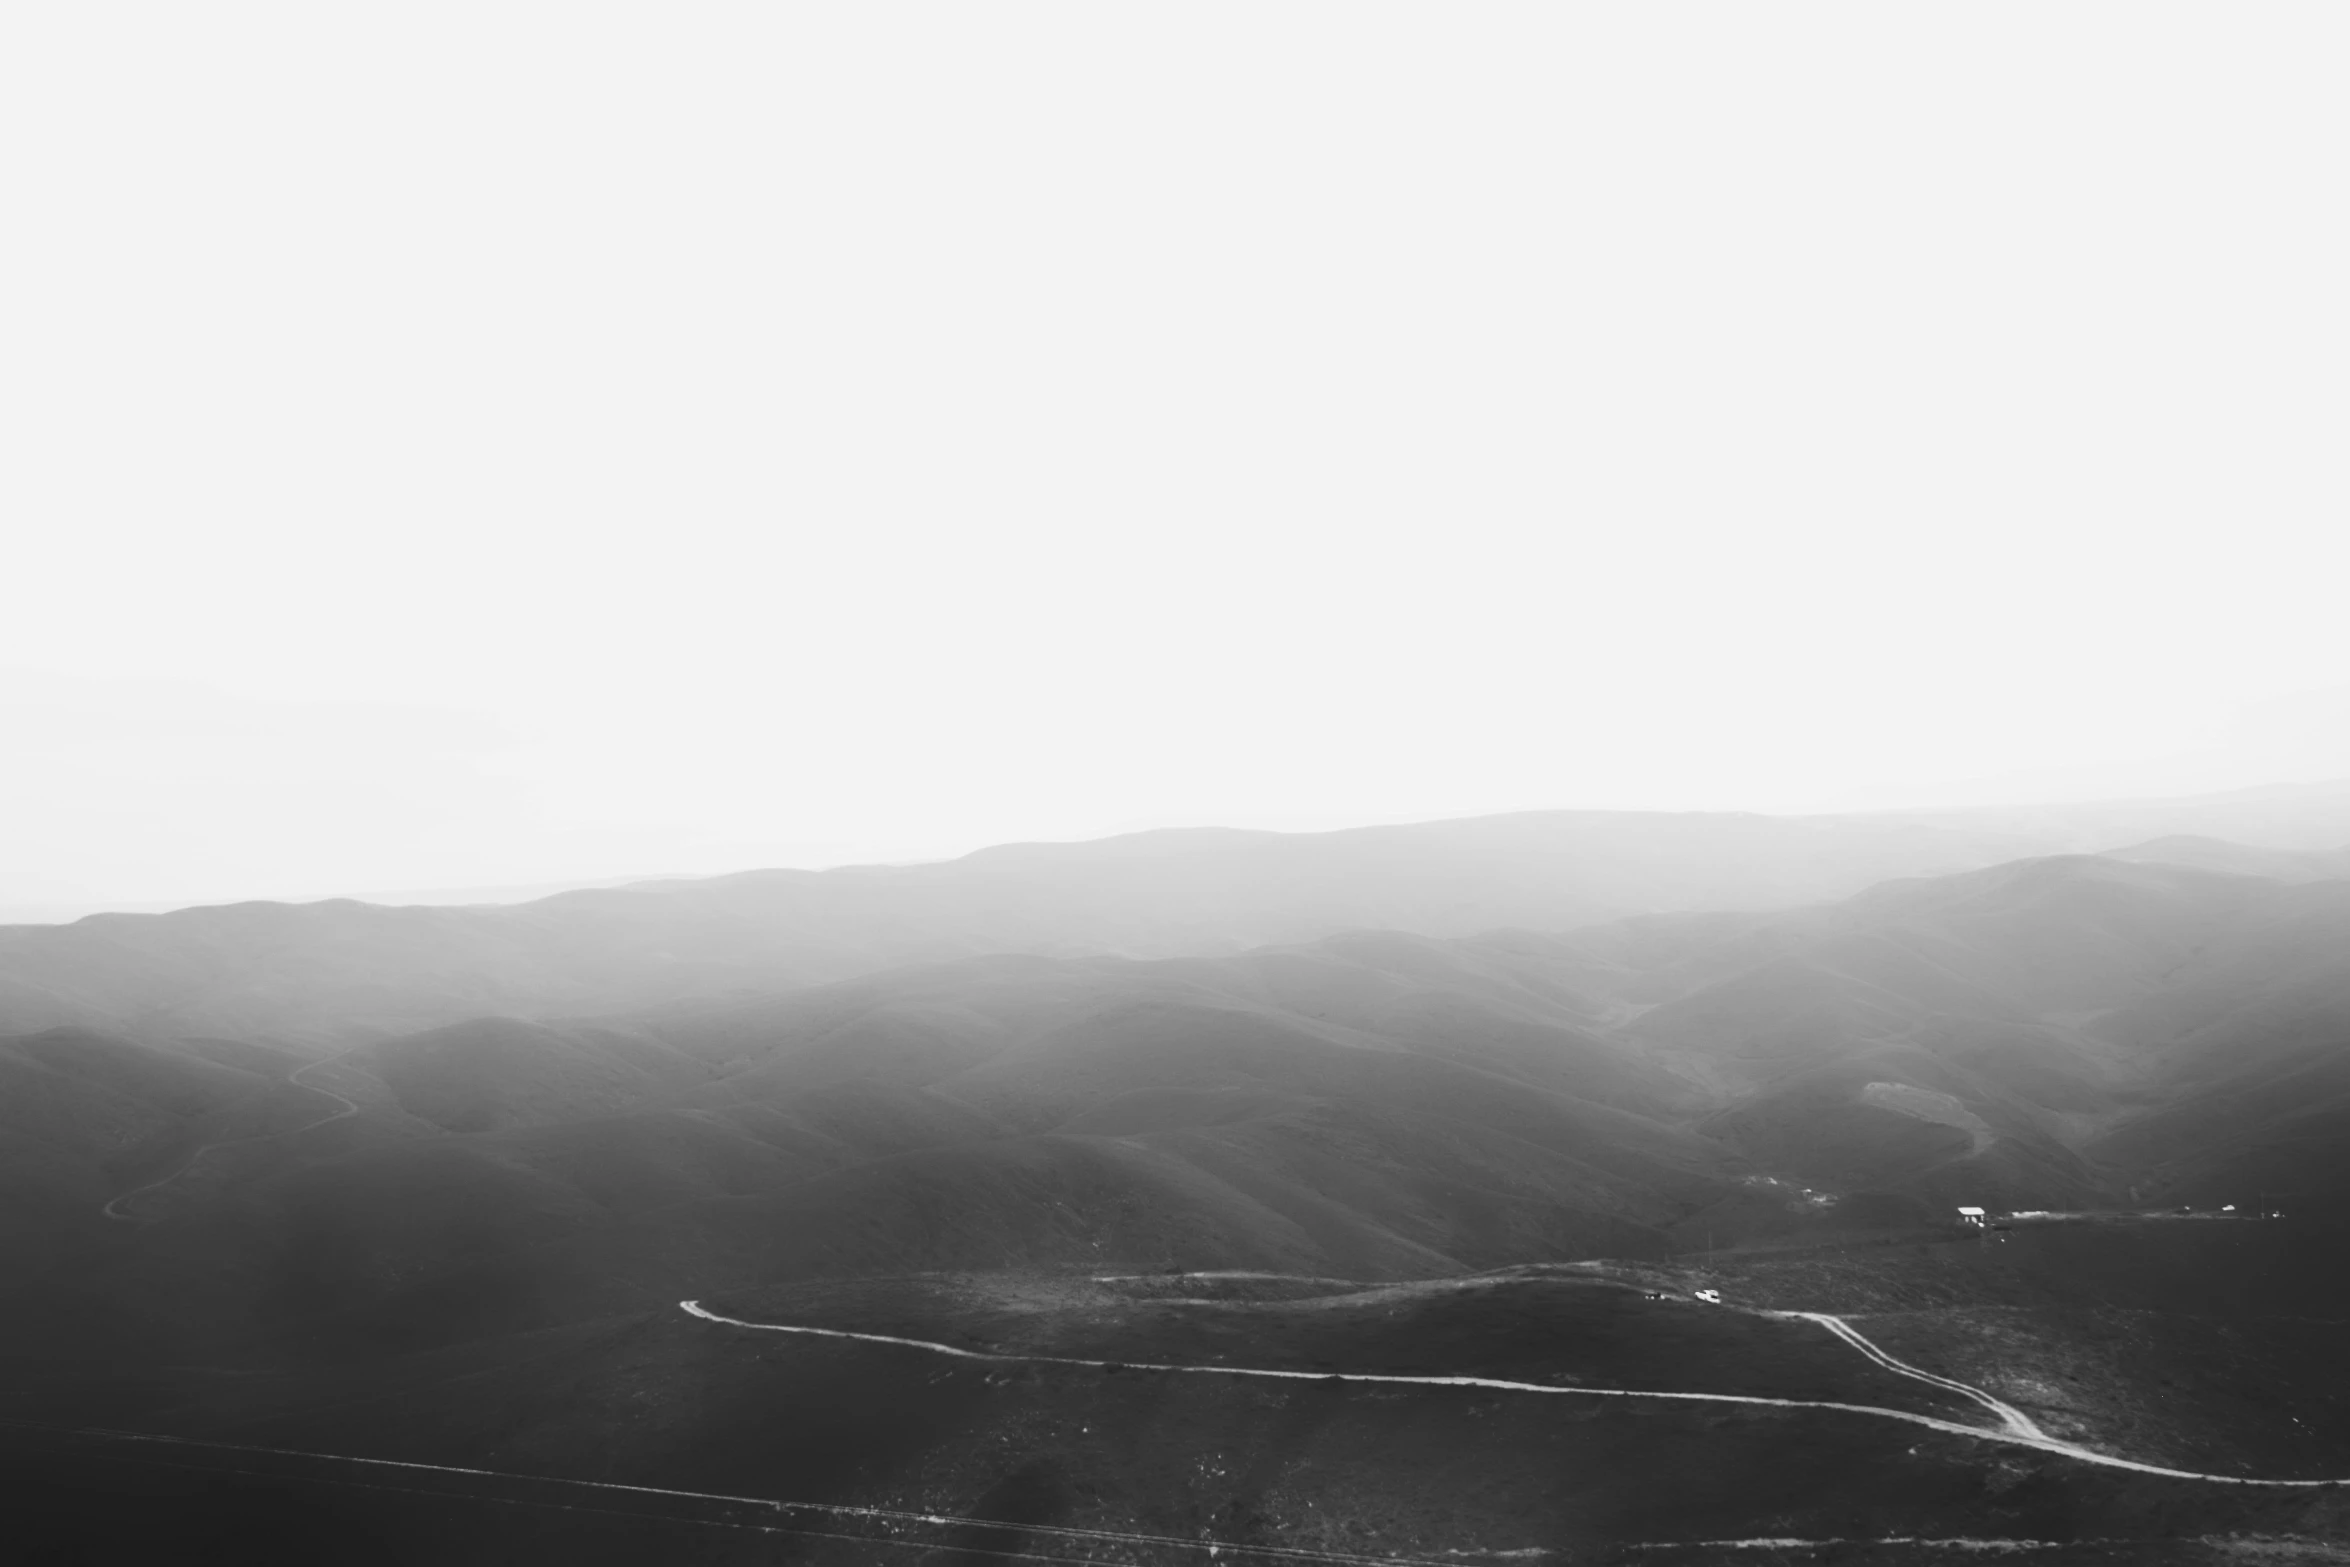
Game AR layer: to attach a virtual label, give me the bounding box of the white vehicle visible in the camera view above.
[1694,1289,1723,1305]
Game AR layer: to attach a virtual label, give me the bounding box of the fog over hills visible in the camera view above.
[2104,834,2350,883]
[11,797,2350,1559]
[1877,778,2350,856]
[9,782,2348,1046]
[9,818,2348,1364]
[19,0,2350,1551]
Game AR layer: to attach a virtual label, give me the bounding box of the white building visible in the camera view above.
[1956,1206,1987,1229]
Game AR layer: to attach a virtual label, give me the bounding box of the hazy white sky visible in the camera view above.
[5,5,2347,910]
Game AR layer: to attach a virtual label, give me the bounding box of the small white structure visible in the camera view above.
[1956,1206,1987,1229]
[1694,1289,1723,1305]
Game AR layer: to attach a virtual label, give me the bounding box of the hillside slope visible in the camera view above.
[17,848,2350,1376]
[0,808,2061,1042]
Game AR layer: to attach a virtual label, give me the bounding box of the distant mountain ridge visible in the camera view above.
[16,845,2350,1370]
[2102,834,2350,883]
[6,784,2349,1377]
[9,783,2347,1044]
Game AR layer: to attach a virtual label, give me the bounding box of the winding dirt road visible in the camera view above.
[101,1055,364,1223]
[24,1422,1456,1567]
[1768,1309,2046,1440]
[677,1296,2344,1489]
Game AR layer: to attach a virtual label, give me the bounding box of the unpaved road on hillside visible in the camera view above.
[1769,1308,2045,1439]
[101,1056,365,1222]
[20,1419,2272,1563]
[678,1288,2343,1489]
[17,1421,1466,1567]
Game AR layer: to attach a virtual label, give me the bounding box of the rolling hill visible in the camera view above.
[9,820,2350,1561]
[22,848,2342,1370]
[0,804,2138,1043]
[14,1269,2347,1564]
[5,830,2349,1424]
